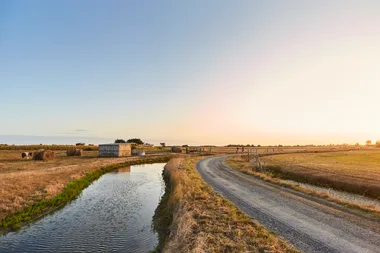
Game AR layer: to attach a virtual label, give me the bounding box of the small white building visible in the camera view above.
[99,143,131,157]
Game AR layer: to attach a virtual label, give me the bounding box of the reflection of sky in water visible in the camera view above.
[0,163,166,253]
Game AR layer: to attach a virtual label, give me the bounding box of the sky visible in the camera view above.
[1,1,380,146]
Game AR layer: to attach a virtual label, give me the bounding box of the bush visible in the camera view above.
[127,138,144,145]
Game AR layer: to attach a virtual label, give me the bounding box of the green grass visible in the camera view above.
[0,156,171,234]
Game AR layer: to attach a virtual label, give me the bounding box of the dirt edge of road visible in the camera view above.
[197,155,380,253]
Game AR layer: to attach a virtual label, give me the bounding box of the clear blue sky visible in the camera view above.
[1,1,380,145]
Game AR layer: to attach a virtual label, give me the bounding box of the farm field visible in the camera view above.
[0,150,167,221]
[196,146,359,155]
[259,150,380,199]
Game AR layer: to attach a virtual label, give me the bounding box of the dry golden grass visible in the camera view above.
[192,145,351,155]
[225,155,380,217]
[0,150,164,220]
[260,150,380,199]
[0,144,98,151]
[158,157,299,253]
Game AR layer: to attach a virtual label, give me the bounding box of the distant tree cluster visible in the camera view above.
[127,138,144,145]
[226,144,256,147]
[114,138,144,145]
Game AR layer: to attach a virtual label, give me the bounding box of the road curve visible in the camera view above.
[197,155,380,253]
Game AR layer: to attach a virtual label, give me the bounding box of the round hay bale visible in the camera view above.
[67,148,83,156]
[66,148,75,156]
[171,146,183,153]
[32,149,44,160]
[75,149,83,156]
[33,150,55,161]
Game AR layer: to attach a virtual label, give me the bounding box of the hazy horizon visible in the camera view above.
[2,1,380,145]
[0,134,373,147]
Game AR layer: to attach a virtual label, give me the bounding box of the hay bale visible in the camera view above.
[66,148,83,156]
[66,148,75,156]
[33,150,55,161]
[75,149,83,156]
[171,146,183,153]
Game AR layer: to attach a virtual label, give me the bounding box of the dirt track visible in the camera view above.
[197,156,380,253]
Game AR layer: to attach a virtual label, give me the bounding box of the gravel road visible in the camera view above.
[197,156,380,253]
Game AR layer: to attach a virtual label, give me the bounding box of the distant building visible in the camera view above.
[99,143,131,157]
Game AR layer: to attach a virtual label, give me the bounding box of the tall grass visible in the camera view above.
[153,157,299,253]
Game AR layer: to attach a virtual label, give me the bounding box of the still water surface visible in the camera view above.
[0,163,166,253]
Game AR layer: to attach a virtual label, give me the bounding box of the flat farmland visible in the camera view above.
[0,150,151,220]
[261,150,380,199]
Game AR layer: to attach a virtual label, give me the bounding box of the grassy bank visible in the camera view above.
[260,151,380,199]
[153,157,299,253]
[0,156,171,233]
[226,155,380,218]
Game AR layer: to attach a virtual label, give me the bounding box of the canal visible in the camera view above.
[0,163,166,253]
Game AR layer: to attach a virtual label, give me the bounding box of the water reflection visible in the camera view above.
[0,163,166,253]
[116,166,131,173]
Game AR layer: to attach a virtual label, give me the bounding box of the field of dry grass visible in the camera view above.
[154,157,298,253]
[225,155,380,216]
[195,145,352,155]
[0,150,165,220]
[260,150,380,199]
[0,144,98,151]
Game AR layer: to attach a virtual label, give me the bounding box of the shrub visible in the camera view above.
[127,138,144,145]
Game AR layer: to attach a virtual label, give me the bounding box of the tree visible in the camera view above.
[76,142,85,146]
[365,140,372,146]
[376,141,380,148]
[127,138,144,145]
[115,139,126,143]
[160,142,166,147]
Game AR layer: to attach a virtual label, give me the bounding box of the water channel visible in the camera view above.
[0,163,166,252]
